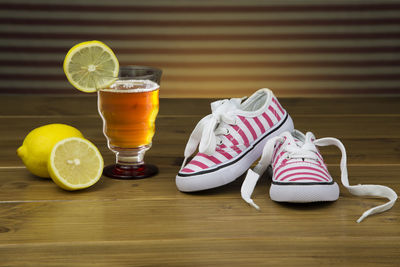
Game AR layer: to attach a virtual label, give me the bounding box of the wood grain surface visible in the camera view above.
[0,95,399,266]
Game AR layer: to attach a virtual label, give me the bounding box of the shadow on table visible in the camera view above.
[187,166,335,210]
[187,167,272,196]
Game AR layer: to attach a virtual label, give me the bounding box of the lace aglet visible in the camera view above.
[357,215,366,223]
[246,199,260,210]
[356,210,371,223]
[249,200,260,210]
[241,169,262,210]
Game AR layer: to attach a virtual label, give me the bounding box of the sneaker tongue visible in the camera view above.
[293,137,304,148]
[284,131,319,163]
[290,130,307,147]
[281,132,302,148]
[229,98,242,108]
[210,98,240,113]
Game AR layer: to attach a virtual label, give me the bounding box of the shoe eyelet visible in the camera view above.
[225,129,230,135]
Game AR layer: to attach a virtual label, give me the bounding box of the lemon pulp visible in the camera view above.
[63,40,119,93]
[17,124,84,178]
[48,137,104,190]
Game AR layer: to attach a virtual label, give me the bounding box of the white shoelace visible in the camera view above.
[181,98,242,169]
[241,132,398,223]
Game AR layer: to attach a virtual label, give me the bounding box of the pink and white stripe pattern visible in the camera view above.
[271,137,333,184]
[242,130,397,222]
[180,96,287,174]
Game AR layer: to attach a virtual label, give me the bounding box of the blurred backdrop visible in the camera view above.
[0,0,399,98]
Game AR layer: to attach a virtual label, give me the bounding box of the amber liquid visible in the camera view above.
[98,86,159,148]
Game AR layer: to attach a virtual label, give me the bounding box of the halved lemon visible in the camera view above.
[48,137,104,191]
[63,40,119,92]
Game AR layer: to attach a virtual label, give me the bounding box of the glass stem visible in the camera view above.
[111,144,151,167]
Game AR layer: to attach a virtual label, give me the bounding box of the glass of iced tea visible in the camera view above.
[97,66,162,179]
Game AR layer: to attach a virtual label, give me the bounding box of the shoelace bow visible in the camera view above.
[241,132,398,223]
[181,98,242,169]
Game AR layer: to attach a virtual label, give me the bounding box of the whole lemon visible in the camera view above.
[17,124,84,178]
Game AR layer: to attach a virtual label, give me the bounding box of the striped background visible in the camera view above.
[1,0,400,98]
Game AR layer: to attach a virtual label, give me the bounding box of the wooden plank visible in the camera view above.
[0,196,398,253]
[2,115,399,143]
[4,115,400,167]
[6,137,400,167]
[0,237,400,266]
[1,95,400,116]
[0,166,398,202]
[0,195,398,244]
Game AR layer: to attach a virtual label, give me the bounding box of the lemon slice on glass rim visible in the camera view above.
[48,137,104,191]
[63,40,119,92]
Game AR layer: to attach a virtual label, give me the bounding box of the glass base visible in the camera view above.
[103,164,158,179]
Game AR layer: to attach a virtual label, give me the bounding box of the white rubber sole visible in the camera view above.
[270,182,340,202]
[176,114,294,192]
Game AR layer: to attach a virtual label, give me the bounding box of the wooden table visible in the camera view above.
[1,95,399,266]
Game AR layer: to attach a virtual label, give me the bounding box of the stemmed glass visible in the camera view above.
[97,66,162,179]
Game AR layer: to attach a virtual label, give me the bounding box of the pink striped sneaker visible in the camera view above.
[176,89,294,192]
[241,130,397,222]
